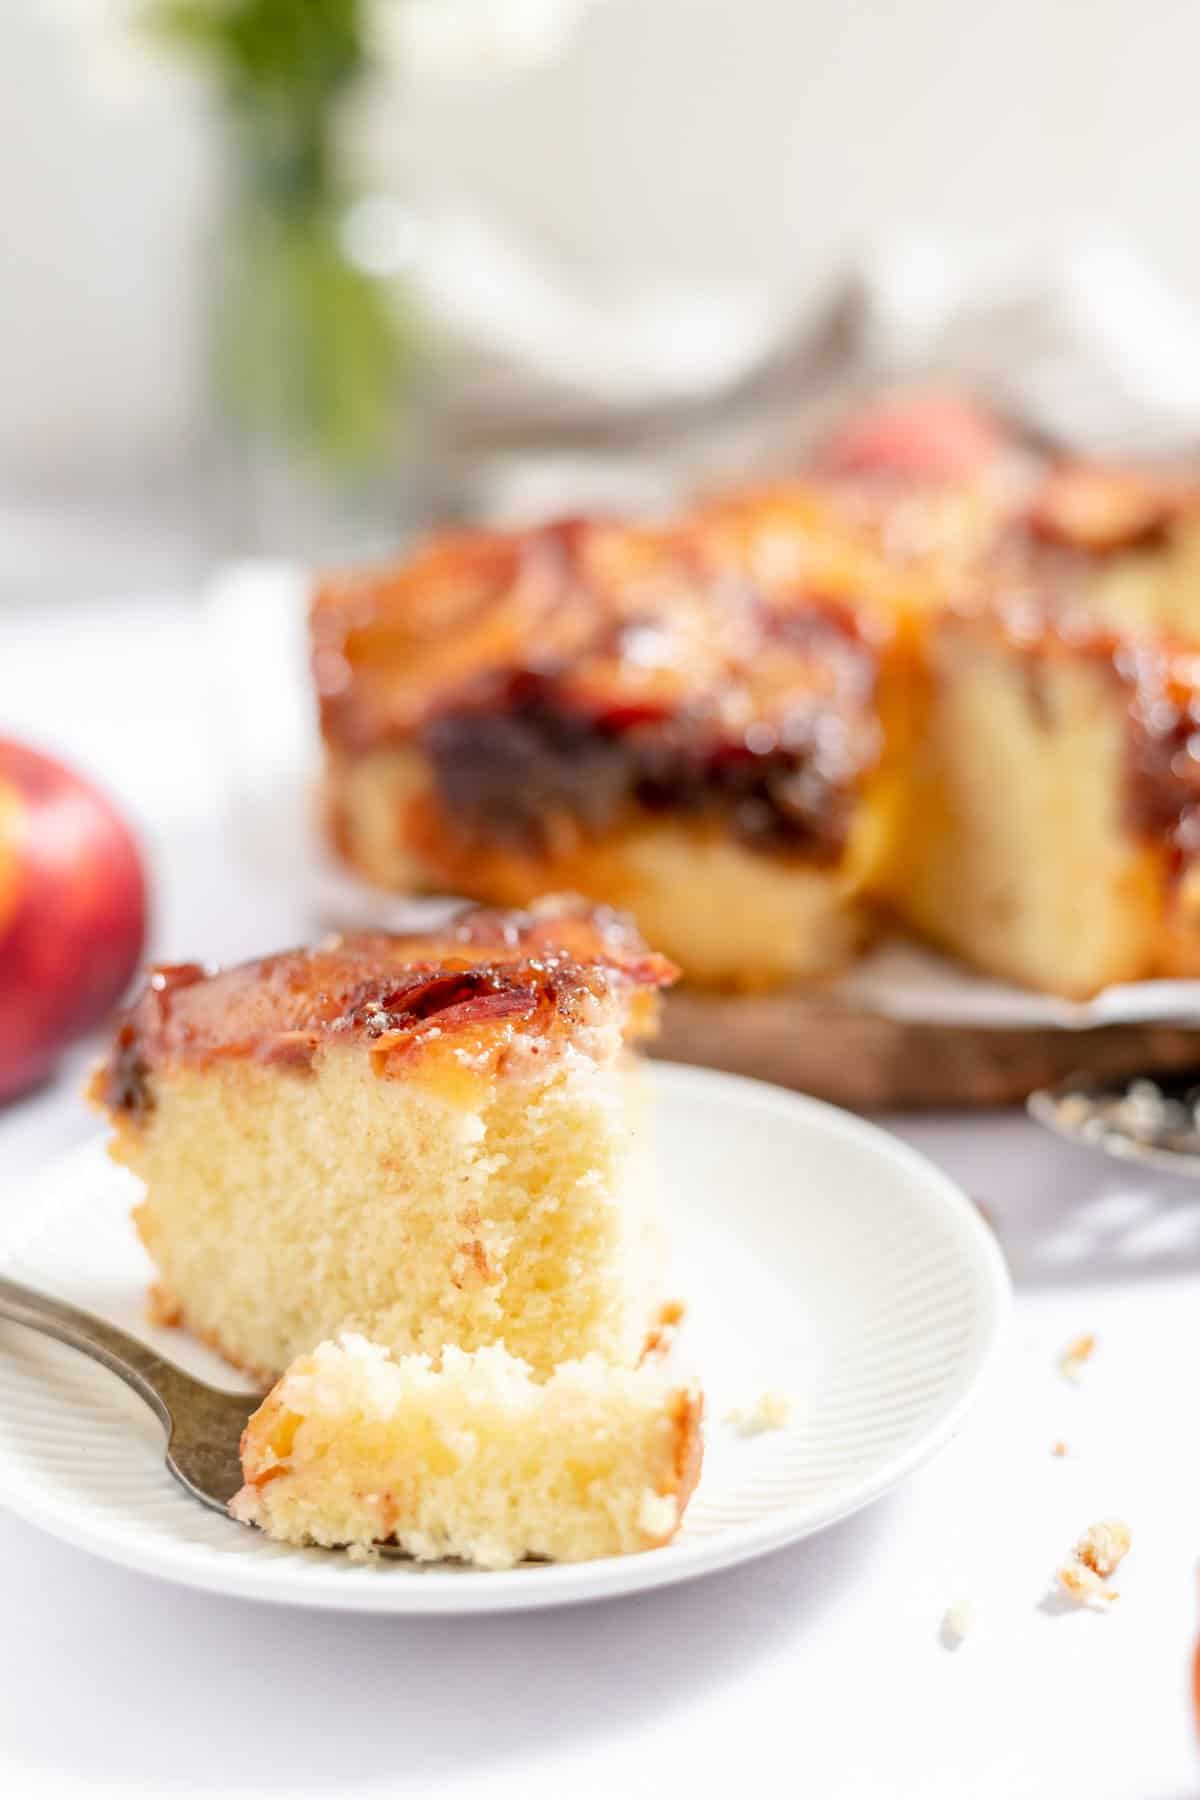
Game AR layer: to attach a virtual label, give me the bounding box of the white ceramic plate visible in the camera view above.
[0,1064,1009,1614]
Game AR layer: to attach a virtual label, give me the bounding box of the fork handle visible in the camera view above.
[0,1273,195,1427]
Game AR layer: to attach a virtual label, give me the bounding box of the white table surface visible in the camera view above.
[2,595,1198,1800]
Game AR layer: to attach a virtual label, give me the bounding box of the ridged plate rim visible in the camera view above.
[0,1063,1010,1614]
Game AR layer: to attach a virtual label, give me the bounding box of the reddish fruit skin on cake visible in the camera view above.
[95,900,674,1122]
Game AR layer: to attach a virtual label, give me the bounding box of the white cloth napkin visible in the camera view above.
[404,218,1200,521]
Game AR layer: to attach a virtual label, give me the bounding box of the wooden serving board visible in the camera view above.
[653,987,1200,1109]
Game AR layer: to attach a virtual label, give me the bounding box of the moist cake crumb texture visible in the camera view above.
[233,1336,704,1566]
[91,899,677,1385]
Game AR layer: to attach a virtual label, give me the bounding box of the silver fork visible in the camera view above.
[0,1275,264,1513]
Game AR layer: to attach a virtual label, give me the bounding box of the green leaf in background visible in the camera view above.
[215,194,411,470]
[144,0,367,104]
[144,0,418,478]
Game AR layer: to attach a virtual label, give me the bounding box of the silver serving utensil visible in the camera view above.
[1028,1071,1200,1175]
[0,1275,264,1512]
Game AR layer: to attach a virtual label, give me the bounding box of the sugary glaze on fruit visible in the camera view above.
[313,508,908,862]
[313,452,1200,878]
[1027,462,1200,556]
[93,902,675,1122]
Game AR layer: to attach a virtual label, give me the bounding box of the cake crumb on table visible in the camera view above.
[1076,1519,1131,1578]
[725,1390,794,1436]
[940,1600,976,1649]
[1056,1560,1112,1605]
[1055,1519,1131,1607]
[1059,1333,1097,1384]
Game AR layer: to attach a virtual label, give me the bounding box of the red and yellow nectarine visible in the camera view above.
[817,389,1010,481]
[0,739,147,1103]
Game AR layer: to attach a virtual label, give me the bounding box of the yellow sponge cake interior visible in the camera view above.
[233,1336,703,1567]
[91,900,676,1382]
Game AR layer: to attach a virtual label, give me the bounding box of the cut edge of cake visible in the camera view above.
[324,743,902,990]
[231,1334,704,1567]
[890,610,1200,998]
[89,900,677,1382]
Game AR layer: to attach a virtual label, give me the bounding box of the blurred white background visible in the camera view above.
[4,0,1200,589]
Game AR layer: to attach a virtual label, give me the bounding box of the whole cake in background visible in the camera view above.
[312,395,1200,1000]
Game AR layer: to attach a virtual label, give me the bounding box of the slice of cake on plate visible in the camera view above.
[91,899,675,1383]
[232,1335,703,1566]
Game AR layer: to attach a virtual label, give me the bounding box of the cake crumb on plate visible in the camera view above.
[725,1390,794,1436]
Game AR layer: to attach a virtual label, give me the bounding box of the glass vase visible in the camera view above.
[212,98,421,561]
